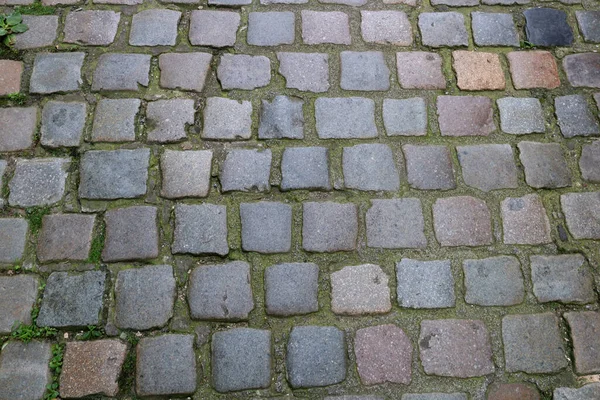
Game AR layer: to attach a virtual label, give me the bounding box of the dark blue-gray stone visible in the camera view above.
[524,8,573,47]
[265,263,319,316]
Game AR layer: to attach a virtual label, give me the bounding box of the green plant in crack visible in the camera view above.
[44,343,64,400]
[11,322,57,342]
[0,12,28,47]
[14,2,55,16]
[26,206,51,235]
[6,92,27,105]
[77,325,103,341]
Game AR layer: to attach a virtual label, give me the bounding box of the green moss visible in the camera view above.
[44,344,64,400]
[5,93,27,105]
[25,206,51,235]
[14,2,55,16]
[88,222,106,264]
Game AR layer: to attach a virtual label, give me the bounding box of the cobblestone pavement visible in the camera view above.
[0,0,600,398]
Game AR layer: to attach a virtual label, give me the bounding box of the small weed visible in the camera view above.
[0,12,28,47]
[11,323,57,342]
[520,40,535,49]
[78,325,103,341]
[26,206,51,235]
[6,92,26,105]
[87,227,105,264]
[44,343,64,400]
[14,2,55,16]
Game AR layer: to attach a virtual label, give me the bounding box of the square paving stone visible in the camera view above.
[8,158,69,207]
[241,202,292,254]
[564,312,600,374]
[13,15,58,49]
[565,53,600,88]
[37,214,95,262]
[212,328,271,392]
[80,149,149,199]
[501,194,551,245]
[30,52,84,94]
[554,384,600,400]
[383,98,427,136]
[281,147,330,190]
[418,13,468,47]
[419,319,494,377]
[341,51,390,91]
[580,141,600,182]
[248,12,295,46]
[63,11,120,45]
[136,335,196,396]
[220,149,271,192]
[487,383,540,400]
[576,11,600,43]
[562,192,600,239]
[0,275,38,334]
[278,52,329,93]
[92,53,151,91]
[463,256,524,306]
[457,144,518,192]
[331,264,391,315]
[0,341,51,400]
[530,254,595,304]
[259,96,304,140]
[173,204,228,256]
[40,101,87,148]
[91,98,140,142]
[396,52,446,89]
[265,263,319,316]
[130,9,181,46]
[396,259,455,309]
[190,11,240,47]
[437,96,495,136]
[497,97,545,134]
[188,262,254,320]
[303,202,358,252]
[361,11,412,45]
[507,51,560,89]
[502,313,568,373]
[403,145,455,190]
[453,51,505,90]
[0,219,28,264]
[0,60,22,95]
[354,325,412,385]
[202,97,252,140]
[403,395,467,400]
[146,99,195,143]
[301,11,351,45]
[315,97,377,139]
[433,196,493,247]
[471,12,519,46]
[518,141,571,188]
[0,107,37,152]
[343,144,400,191]
[366,199,426,249]
[102,206,159,262]
[36,271,106,328]
[161,150,212,199]
[287,326,346,388]
[115,265,176,330]
[555,95,600,138]
[159,52,212,92]
[524,8,573,47]
[217,54,271,90]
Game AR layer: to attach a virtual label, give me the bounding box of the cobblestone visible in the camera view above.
[130,9,181,46]
[457,144,518,192]
[161,150,212,199]
[203,97,252,140]
[301,11,351,45]
[579,141,600,182]
[555,95,599,138]
[524,8,573,47]
[316,97,377,139]
[453,51,505,91]
[281,146,330,190]
[159,52,212,92]
[396,258,455,309]
[433,196,492,246]
[437,96,495,136]
[0,341,51,400]
[217,54,271,90]
[331,264,391,315]
[248,12,295,46]
[0,60,22,95]
[341,51,390,91]
[396,52,446,89]
[102,206,158,262]
[8,158,69,207]
[576,11,600,43]
[366,198,426,249]
[463,256,524,306]
[92,53,151,91]
[383,98,427,136]
[303,201,358,252]
[277,53,329,93]
[404,145,455,190]
[518,141,572,188]
[40,101,87,148]
[497,97,545,134]
[471,12,519,46]
[343,144,400,191]
[554,384,600,400]
[565,54,600,87]
[30,52,84,94]
[0,218,28,264]
[189,10,240,47]
[530,254,595,304]
[91,98,140,142]
[220,149,272,192]
[501,194,552,244]
[13,15,58,49]
[0,107,37,152]
[507,51,560,89]
[259,95,304,139]
[418,12,468,47]
[564,312,600,374]
[0,275,38,334]
[146,99,195,143]
[37,213,95,262]
[487,383,540,400]
[173,204,228,255]
[63,11,120,45]
[361,11,412,45]
[241,201,292,253]
[265,263,319,316]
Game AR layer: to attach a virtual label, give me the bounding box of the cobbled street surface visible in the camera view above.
[0,0,600,397]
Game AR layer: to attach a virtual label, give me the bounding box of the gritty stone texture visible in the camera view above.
[564,312,600,374]
[286,326,346,388]
[431,0,476,4]
[302,11,351,45]
[173,204,228,256]
[487,383,540,400]
[220,149,272,192]
[463,256,524,306]
[9,158,69,207]
[554,384,600,400]
[37,214,95,262]
[396,52,446,89]
[580,141,600,182]
[161,150,212,199]
[0,275,38,334]
[63,11,120,45]
[146,99,194,143]
[37,271,105,328]
[91,98,140,142]
[0,341,51,400]
[453,51,505,90]
[331,264,391,315]
[507,51,560,89]
[259,96,304,139]
[303,202,358,252]
[93,0,141,4]
[343,144,400,191]
[403,395,467,400]
[562,192,600,239]
[218,54,271,90]
[437,96,495,136]
[518,142,571,188]
[576,11,600,43]
[366,199,426,249]
[14,16,58,49]
[457,144,518,192]
[0,219,28,264]
[0,60,22,95]
[159,52,212,91]
[130,9,181,46]
[501,194,551,245]
[502,313,568,373]
[419,319,494,377]
[524,8,573,47]
[202,97,252,140]
[102,206,158,262]
[92,53,151,91]
[341,51,390,91]
[248,12,295,46]
[212,328,271,392]
[241,202,292,253]
[418,13,468,47]
[403,145,455,190]
[40,101,86,148]
[361,11,412,45]
[555,95,599,138]
[320,0,366,5]
[188,262,254,320]
[209,0,250,5]
[265,263,319,316]
[30,52,84,94]
[0,107,37,152]
[189,11,240,47]
[530,254,595,304]
[277,52,329,93]
[281,147,330,190]
[396,259,455,309]
[315,97,377,139]
[383,98,427,136]
[471,12,519,46]
[433,196,493,247]
[497,97,545,134]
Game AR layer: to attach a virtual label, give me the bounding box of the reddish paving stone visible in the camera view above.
[563,53,600,88]
[0,60,23,96]
[501,194,551,245]
[37,214,96,262]
[396,52,446,89]
[487,383,540,400]
[453,51,505,90]
[0,107,37,152]
[437,96,495,136]
[564,312,600,374]
[433,196,493,247]
[507,51,560,89]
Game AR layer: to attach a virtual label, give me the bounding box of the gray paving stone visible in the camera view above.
[396,52,446,89]
[92,53,151,91]
[0,160,5,192]
[102,206,159,262]
[189,11,240,47]
[596,94,600,111]
[457,144,518,192]
[327,396,385,400]
[341,51,390,91]
[262,0,307,3]
[315,97,377,139]
[0,219,28,264]
[576,11,600,43]
[432,0,476,4]
[0,107,37,152]
[115,265,176,330]
[212,328,271,392]
[79,149,149,199]
[501,194,551,245]
[524,8,573,47]
[331,264,391,315]
[367,199,426,249]
[130,9,181,46]
[303,202,358,252]
[37,214,95,262]
[202,97,252,140]
[136,335,196,396]
[241,202,292,254]
[0,341,51,400]
[437,96,495,136]
[562,192,600,239]
[161,150,212,199]
[248,12,295,46]
[563,53,600,88]
[482,0,529,3]
[91,98,140,142]
[403,395,467,400]
[554,384,600,400]
[502,313,568,373]
[530,254,595,304]
[433,196,493,247]
[37,271,105,328]
[63,11,120,45]
[580,141,600,182]
[418,13,468,47]
[403,145,455,190]
[463,256,524,306]
[30,52,84,94]
[0,275,38,334]
[173,204,228,255]
[8,158,69,207]
[497,97,545,134]
[555,95,600,138]
[287,326,346,388]
[471,12,519,46]
[209,0,250,5]
[564,312,600,374]
[361,11,412,45]
[302,11,351,45]
[343,144,400,191]
[93,0,141,4]
[396,259,455,309]
[281,147,330,191]
[320,0,366,5]
[14,15,58,49]
[259,96,304,139]
[220,149,271,192]
[159,52,212,91]
[188,262,254,320]
[146,99,194,143]
[383,98,427,136]
[265,263,319,316]
[40,101,87,148]
[278,52,329,93]
[518,141,571,188]
[217,54,271,90]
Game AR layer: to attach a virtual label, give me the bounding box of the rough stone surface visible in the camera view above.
[303,202,358,252]
[159,52,212,91]
[361,11,412,45]
[530,254,595,304]
[0,275,38,334]
[102,206,159,262]
[241,202,292,253]
[576,11,600,43]
[63,11,120,45]
[92,53,151,91]
[507,51,560,89]
[146,99,195,143]
[366,198,426,249]
[37,214,95,262]
[396,259,455,309]
[0,219,28,264]
[453,51,505,90]
[437,96,495,136]
[220,149,272,192]
[161,150,212,199]
[518,141,572,188]
[302,11,351,45]
[555,95,599,138]
[404,145,455,190]
[487,384,540,400]
[265,263,319,316]
[554,384,600,400]
[259,96,304,139]
[343,144,400,191]
[316,97,377,139]
[40,101,86,148]
[396,52,446,89]
[383,98,427,136]
[341,51,390,91]
[30,52,84,94]
[173,204,228,256]
[562,192,600,239]
[218,54,271,90]
[471,12,519,46]
[331,264,391,315]
[281,147,330,190]
[497,97,545,134]
[524,8,573,47]
[564,312,600,374]
[0,60,22,95]
[0,107,37,152]
[202,97,252,140]
[130,9,181,46]
[278,52,329,93]
[9,158,69,207]
[463,256,524,306]
[501,194,551,245]
[433,196,493,246]
[457,144,518,192]
[403,395,467,400]
[189,11,240,47]
[0,341,51,400]
[580,141,600,182]
[418,13,468,47]
[14,16,58,49]
[248,12,295,46]
[91,98,140,142]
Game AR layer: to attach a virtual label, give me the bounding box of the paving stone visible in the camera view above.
[343,144,400,191]
[367,199,426,249]
[471,12,519,46]
[303,202,358,252]
[37,271,105,328]
[315,97,377,139]
[555,95,599,138]
[277,52,329,93]
[146,99,194,143]
[320,0,365,5]
[202,97,252,140]
[564,54,600,87]
[188,262,254,320]
[0,60,22,95]
[130,9,181,46]
[463,256,524,306]
[554,384,600,400]
[241,202,292,254]
[331,264,391,315]
[327,397,385,400]
[12,15,57,50]
[580,141,600,182]
[501,194,551,245]
[576,11,600,43]
[79,149,149,199]
[341,51,390,91]
[115,265,176,330]
[564,312,600,374]
[0,107,37,152]
[91,99,140,142]
[63,11,120,45]
[0,160,5,192]
[302,11,351,45]
[286,326,346,388]
[161,150,212,199]
[136,335,196,396]
[457,144,518,192]
[419,319,494,377]
[259,96,304,139]
[530,254,595,304]
[0,341,51,400]
[482,0,528,3]
[173,204,228,255]
[396,259,455,309]
[92,53,151,91]
[453,51,505,90]
[212,328,271,392]
[502,313,568,373]
[0,219,28,264]
[189,11,239,47]
[497,97,545,134]
[220,149,271,192]
[37,214,95,262]
[281,147,330,191]
[524,8,573,47]
[518,141,571,188]
[209,0,250,5]
[432,0,477,4]
[360,11,412,45]
[0,275,38,334]
[60,340,128,398]
[217,54,271,90]
[383,98,427,136]
[93,0,141,4]
[403,395,467,400]
[159,52,212,91]
[248,12,295,46]
[403,145,455,190]
[418,13,468,47]
[30,52,84,94]
[433,196,493,247]
[396,52,446,89]
[383,0,416,4]
[265,263,319,316]
[562,192,600,239]
[507,51,560,89]
[102,206,158,262]
[487,383,540,400]
[437,96,495,136]
[40,101,87,148]
[8,158,69,207]
[596,94,600,111]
